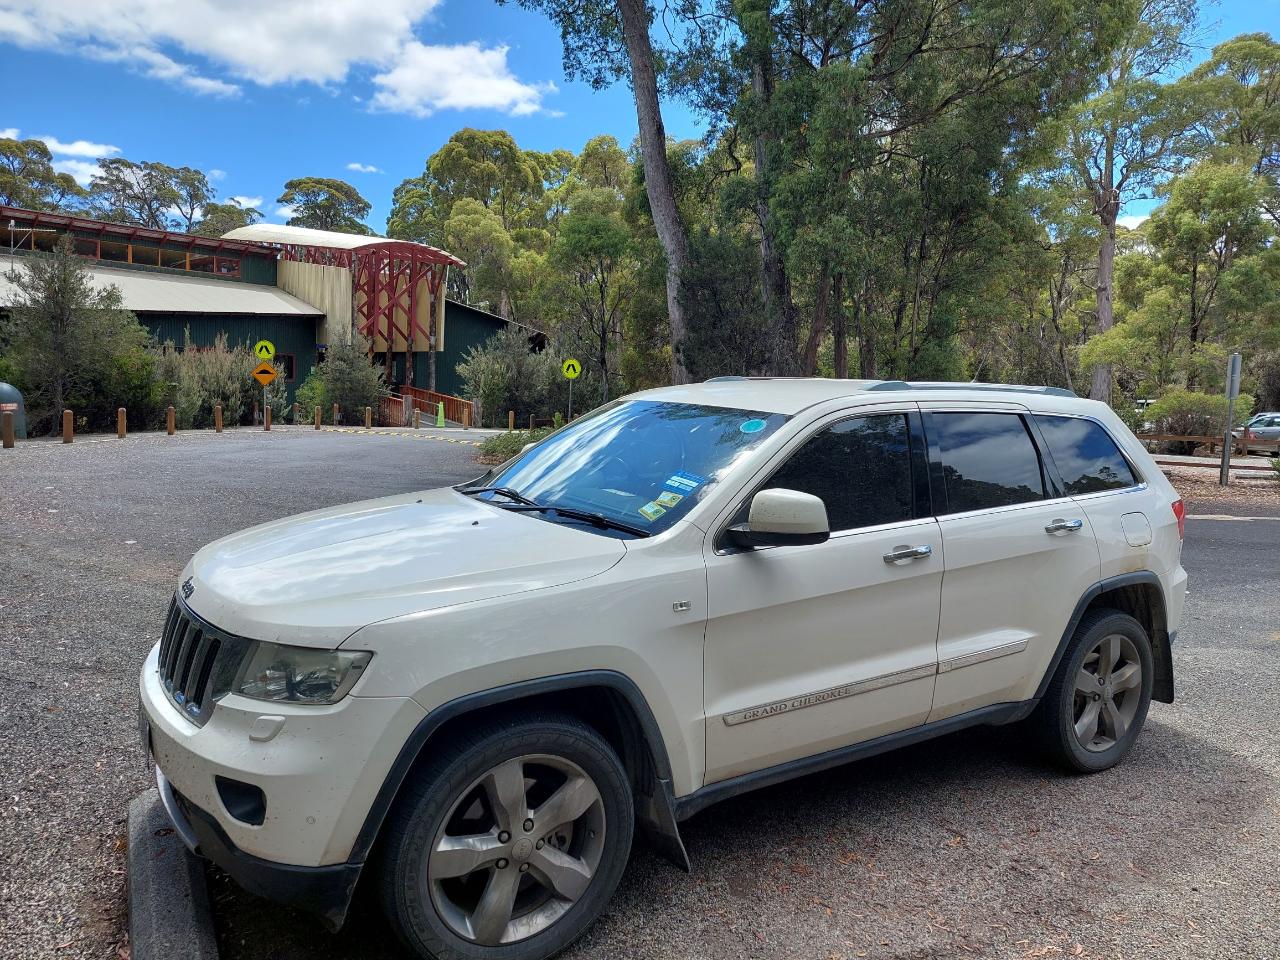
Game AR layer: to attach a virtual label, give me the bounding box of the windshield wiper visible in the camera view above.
[457,485,539,506]
[499,503,651,538]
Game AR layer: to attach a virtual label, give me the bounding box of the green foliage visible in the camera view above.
[1145,388,1256,436]
[153,331,256,429]
[456,326,567,427]
[1,237,158,434]
[192,200,263,237]
[0,137,83,210]
[90,159,214,231]
[277,177,372,234]
[295,372,327,418]
[478,427,554,462]
[315,338,389,422]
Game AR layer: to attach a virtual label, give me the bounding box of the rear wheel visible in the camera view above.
[1031,609,1154,773]
[380,715,633,960]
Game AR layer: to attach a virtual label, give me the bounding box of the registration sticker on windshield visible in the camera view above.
[638,502,667,522]
[655,491,683,508]
[664,470,706,494]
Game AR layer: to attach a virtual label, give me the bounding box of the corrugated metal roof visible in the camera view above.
[0,255,323,316]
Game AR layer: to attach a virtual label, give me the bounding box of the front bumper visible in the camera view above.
[155,766,360,929]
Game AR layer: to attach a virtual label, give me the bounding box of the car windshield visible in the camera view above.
[465,399,789,537]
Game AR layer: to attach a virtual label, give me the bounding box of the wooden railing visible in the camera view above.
[401,385,474,425]
[1136,432,1280,455]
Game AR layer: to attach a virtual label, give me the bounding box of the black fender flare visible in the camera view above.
[347,669,688,869]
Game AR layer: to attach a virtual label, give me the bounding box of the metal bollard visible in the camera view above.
[214,404,223,433]
[2,410,13,449]
[314,406,321,430]
[166,406,175,436]
[117,408,126,439]
[264,405,272,431]
[364,406,372,429]
[63,409,74,443]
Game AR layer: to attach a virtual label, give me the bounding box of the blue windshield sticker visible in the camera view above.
[664,470,707,493]
[739,418,767,434]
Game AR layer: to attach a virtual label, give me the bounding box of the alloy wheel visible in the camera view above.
[1072,632,1143,752]
[425,753,606,946]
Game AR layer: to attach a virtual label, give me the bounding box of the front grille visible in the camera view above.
[156,596,246,726]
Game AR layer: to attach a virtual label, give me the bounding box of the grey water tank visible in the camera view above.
[0,382,27,439]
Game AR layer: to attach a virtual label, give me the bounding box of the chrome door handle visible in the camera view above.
[883,545,932,563]
[1045,518,1084,534]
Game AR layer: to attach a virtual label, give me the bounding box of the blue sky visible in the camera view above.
[1,0,1275,231]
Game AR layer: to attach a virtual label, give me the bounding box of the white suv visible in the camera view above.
[138,379,1187,960]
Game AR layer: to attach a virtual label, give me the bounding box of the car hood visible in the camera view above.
[181,487,626,647]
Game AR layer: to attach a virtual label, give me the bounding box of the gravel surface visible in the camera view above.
[2,433,1277,960]
[0,429,482,960]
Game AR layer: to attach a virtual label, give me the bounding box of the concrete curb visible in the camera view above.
[128,788,219,960]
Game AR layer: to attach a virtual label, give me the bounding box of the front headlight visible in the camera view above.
[234,642,372,704]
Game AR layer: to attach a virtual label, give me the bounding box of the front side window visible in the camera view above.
[763,414,914,532]
[472,399,789,536]
[1034,415,1136,494]
[933,412,1044,513]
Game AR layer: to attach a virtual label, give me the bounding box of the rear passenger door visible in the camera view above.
[922,405,1101,723]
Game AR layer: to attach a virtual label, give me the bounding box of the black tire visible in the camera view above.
[379,713,633,960]
[1030,608,1154,773]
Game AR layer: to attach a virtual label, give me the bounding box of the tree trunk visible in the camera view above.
[1090,190,1119,404]
[739,0,798,375]
[832,273,847,379]
[617,0,691,385]
[803,265,831,375]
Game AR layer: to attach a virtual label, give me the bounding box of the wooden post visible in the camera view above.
[214,404,223,433]
[1,411,13,449]
[117,408,126,439]
[63,409,74,443]
[166,406,175,436]
[292,402,299,425]
[508,410,515,431]
[332,403,340,425]
[364,406,372,429]
[413,409,421,429]
[264,405,272,431]
[462,404,472,429]
[529,414,536,430]
[314,406,321,430]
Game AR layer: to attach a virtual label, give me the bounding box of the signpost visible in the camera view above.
[252,356,277,430]
[562,358,581,420]
[1219,352,1242,486]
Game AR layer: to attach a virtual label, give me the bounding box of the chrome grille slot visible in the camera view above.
[155,595,245,726]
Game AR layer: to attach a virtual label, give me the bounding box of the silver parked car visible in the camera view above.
[1234,412,1280,455]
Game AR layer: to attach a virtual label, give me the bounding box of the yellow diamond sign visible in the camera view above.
[252,362,278,386]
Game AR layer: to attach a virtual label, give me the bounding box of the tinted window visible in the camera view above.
[1035,415,1136,494]
[765,414,913,531]
[933,413,1044,513]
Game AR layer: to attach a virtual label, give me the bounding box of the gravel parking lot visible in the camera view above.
[1,429,1277,960]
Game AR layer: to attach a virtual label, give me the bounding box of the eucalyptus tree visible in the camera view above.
[276,177,372,234]
[0,137,83,211]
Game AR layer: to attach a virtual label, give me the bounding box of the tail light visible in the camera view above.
[1171,498,1186,539]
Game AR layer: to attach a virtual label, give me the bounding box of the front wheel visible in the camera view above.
[1031,609,1154,773]
[379,714,633,960]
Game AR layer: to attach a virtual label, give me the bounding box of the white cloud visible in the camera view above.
[1117,214,1149,230]
[1,127,19,139]
[274,204,297,220]
[229,195,263,209]
[52,158,101,186]
[346,162,383,174]
[208,168,227,181]
[371,41,555,117]
[36,135,120,158]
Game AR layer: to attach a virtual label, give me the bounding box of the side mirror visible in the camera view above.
[727,488,830,549]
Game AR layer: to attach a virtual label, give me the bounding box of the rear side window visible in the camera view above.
[765,413,913,531]
[932,413,1044,513]
[1034,415,1137,494]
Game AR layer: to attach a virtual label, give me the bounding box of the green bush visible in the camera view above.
[478,427,553,462]
[314,337,388,423]
[154,331,256,429]
[457,326,570,427]
[1145,388,1256,454]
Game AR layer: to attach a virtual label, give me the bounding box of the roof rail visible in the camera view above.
[866,380,1077,398]
[704,376,750,382]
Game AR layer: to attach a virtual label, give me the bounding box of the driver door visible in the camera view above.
[701,405,942,784]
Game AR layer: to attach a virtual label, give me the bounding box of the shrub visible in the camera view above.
[1145,388,1256,454]
[478,427,553,463]
[457,326,569,427]
[154,331,256,429]
[315,336,388,423]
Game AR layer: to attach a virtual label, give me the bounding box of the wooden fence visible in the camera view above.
[1135,432,1280,456]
